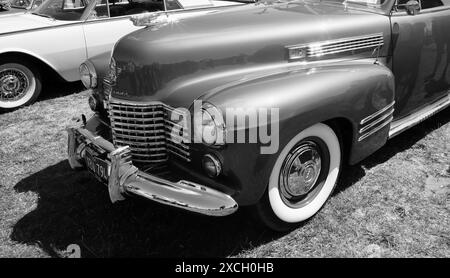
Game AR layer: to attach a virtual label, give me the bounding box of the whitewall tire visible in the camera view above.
[255,123,342,231]
[0,61,42,110]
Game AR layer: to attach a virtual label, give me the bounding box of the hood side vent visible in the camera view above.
[287,33,384,61]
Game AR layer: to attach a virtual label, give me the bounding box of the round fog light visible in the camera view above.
[88,95,99,112]
[202,154,222,178]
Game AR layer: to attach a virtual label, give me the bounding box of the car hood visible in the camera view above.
[111,0,390,107]
[0,13,61,34]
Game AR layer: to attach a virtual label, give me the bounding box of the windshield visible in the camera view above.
[33,0,90,21]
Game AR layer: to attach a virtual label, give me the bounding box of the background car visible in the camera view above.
[0,0,243,110]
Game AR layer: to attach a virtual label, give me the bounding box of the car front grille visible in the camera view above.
[108,98,190,164]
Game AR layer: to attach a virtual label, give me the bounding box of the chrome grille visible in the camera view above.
[109,99,190,164]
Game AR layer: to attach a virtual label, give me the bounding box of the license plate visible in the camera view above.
[85,149,110,183]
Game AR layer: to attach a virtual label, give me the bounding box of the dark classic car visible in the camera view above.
[68,0,450,230]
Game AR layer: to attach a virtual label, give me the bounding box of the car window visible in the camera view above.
[177,0,213,9]
[34,0,90,20]
[165,0,181,10]
[89,0,166,19]
[421,0,450,8]
[91,0,109,17]
[397,0,450,9]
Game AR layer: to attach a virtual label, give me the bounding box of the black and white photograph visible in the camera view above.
[0,0,449,263]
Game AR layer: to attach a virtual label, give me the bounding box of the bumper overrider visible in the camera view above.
[67,126,238,216]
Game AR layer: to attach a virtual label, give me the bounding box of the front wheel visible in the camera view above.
[0,61,42,110]
[254,123,342,231]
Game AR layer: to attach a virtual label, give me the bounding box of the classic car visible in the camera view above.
[0,0,243,110]
[68,0,450,231]
[0,0,44,14]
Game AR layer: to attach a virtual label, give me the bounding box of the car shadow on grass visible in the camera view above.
[11,163,281,257]
[10,109,449,258]
[39,81,85,102]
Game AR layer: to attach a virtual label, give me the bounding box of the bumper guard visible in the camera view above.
[67,127,238,216]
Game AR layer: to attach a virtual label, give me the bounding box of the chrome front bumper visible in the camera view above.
[67,126,238,217]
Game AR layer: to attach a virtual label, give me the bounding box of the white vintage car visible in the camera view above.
[0,0,243,109]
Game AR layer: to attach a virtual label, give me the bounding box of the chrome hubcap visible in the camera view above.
[280,141,322,201]
[0,69,29,101]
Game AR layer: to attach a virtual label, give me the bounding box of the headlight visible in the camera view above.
[193,102,226,146]
[79,61,97,89]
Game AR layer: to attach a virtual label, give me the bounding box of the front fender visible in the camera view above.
[203,59,395,205]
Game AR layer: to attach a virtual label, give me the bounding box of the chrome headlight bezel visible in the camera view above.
[79,61,97,89]
[193,102,226,146]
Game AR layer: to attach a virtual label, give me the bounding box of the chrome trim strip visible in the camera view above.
[308,37,383,51]
[359,108,394,134]
[113,134,166,141]
[308,40,384,57]
[389,93,450,139]
[358,116,393,142]
[114,139,166,147]
[0,21,83,38]
[360,101,395,125]
[287,33,384,60]
[287,33,384,49]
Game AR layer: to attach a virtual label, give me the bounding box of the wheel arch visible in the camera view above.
[324,117,354,165]
[0,51,65,83]
[212,60,395,205]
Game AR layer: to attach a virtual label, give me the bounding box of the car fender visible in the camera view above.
[0,47,63,77]
[201,59,395,205]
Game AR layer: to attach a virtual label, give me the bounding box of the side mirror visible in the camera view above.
[405,0,421,15]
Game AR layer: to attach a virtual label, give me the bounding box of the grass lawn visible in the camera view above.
[0,84,449,258]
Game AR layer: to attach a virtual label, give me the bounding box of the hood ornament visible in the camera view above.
[130,12,179,29]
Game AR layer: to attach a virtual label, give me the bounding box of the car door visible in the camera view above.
[22,0,88,81]
[390,0,450,119]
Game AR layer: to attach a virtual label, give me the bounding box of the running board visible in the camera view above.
[389,93,450,139]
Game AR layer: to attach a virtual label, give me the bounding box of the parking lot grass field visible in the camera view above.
[0,84,449,257]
